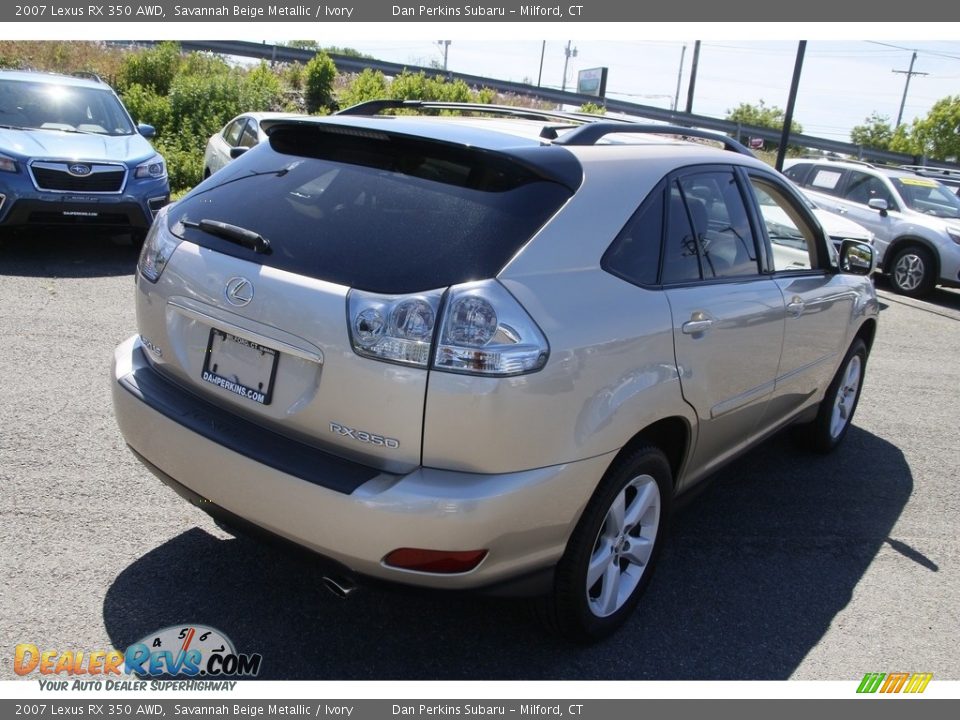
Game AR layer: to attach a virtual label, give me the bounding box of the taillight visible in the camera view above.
[347,289,444,368]
[137,206,180,283]
[347,280,549,376]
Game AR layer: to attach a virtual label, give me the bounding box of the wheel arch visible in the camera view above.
[606,416,690,493]
[855,317,878,355]
[882,235,941,278]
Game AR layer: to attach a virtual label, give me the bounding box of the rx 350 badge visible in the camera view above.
[125,625,261,677]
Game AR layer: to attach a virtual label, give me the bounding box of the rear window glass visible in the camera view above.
[169,127,574,293]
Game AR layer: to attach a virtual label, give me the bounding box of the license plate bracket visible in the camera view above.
[201,329,279,405]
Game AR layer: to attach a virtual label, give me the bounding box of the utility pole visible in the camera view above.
[893,51,928,128]
[437,40,451,71]
[561,40,577,93]
[685,40,701,114]
[672,44,687,112]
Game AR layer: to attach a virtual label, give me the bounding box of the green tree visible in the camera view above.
[850,112,894,150]
[908,95,960,161]
[304,51,337,113]
[726,99,802,151]
[889,124,920,155]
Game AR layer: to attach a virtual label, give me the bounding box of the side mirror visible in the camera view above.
[839,239,875,276]
[229,146,249,159]
[868,197,888,216]
[137,124,156,139]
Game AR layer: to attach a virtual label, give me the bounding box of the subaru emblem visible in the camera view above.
[67,163,92,176]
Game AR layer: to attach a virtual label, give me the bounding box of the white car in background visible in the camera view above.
[803,193,875,250]
[203,112,303,178]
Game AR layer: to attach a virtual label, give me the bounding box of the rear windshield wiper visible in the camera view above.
[182,219,271,254]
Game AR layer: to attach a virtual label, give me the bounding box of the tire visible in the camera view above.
[538,446,672,643]
[890,245,936,297]
[796,338,868,454]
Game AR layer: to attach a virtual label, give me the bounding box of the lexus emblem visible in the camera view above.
[224,277,254,307]
[67,163,92,176]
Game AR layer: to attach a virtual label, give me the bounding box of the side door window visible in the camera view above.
[844,170,897,209]
[750,178,819,271]
[661,171,761,284]
[238,119,259,149]
[222,119,245,148]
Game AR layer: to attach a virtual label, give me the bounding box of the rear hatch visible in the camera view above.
[136,119,576,474]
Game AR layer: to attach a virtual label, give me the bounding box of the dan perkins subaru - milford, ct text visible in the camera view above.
[392,4,583,16]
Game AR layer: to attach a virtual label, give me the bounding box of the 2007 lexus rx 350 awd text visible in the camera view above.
[111,102,879,642]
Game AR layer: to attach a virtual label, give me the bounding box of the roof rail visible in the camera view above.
[900,164,960,177]
[552,123,755,156]
[335,99,634,126]
[71,71,103,83]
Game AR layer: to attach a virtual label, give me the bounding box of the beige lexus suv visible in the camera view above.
[112,102,878,641]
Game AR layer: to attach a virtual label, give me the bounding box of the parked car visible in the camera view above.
[113,103,878,642]
[783,158,960,296]
[759,188,874,260]
[203,112,302,178]
[0,70,169,240]
[900,164,960,198]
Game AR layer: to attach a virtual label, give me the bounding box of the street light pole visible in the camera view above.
[437,40,451,71]
[672,44,687,112]
[561,40,577,93]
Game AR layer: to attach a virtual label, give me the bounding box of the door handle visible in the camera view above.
[682,313,714,335]
[786,296,805,317]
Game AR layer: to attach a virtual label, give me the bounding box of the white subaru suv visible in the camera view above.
[112,103,878,641]
[783,157,960,297]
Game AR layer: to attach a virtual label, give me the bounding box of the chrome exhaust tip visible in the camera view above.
[321,575,357,599]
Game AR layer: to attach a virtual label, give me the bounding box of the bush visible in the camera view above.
[338,69,388,109]
[118,41,181,95]
[120,83,172,134]
[154,136,204,193]
[304,52,337,113]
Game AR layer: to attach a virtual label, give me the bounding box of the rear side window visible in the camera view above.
[170,127,575,294]
[603,183,664,287]
[808,167,844,196]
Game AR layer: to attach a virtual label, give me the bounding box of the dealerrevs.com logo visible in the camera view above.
[15,625,262,690]
[857,672,933,694]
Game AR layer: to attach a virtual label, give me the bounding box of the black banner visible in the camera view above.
[3,0,960,22]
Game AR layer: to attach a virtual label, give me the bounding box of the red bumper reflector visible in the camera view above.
[383,548,488,574]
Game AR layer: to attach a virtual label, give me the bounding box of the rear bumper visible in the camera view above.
[112,335,610,594]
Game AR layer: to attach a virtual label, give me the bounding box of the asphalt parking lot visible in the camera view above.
[1,233,958,681]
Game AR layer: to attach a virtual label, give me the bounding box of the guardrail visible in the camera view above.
[122,40,957,171]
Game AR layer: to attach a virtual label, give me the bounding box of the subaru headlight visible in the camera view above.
[0,153,18,173]
[134,155,167,180]
[946,226,960,245]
